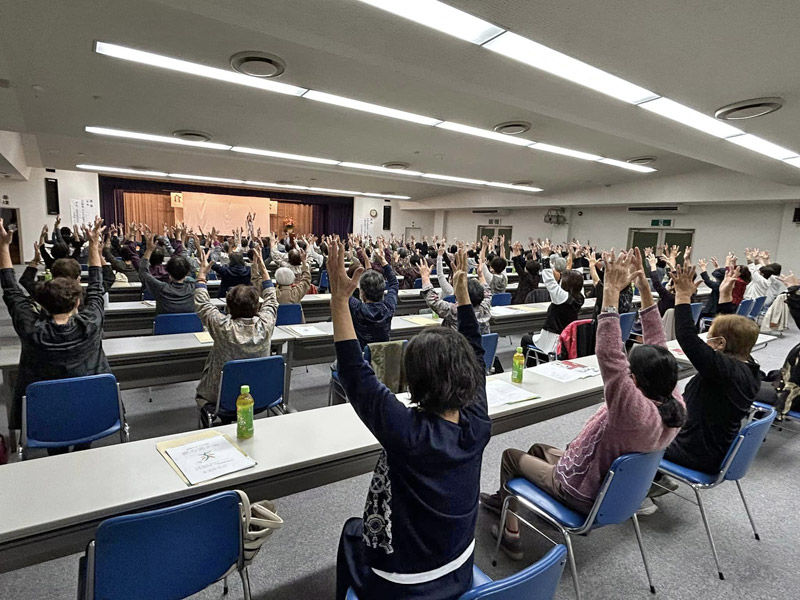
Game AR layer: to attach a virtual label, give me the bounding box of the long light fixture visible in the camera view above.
[94,41,653,173]
[75,164,168,177]
[355,1,800,170]
[85,124,545,194]
[85,126,232,150]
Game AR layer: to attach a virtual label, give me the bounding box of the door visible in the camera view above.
[628,228,694,264]
[404,227,422,242]
[663,230,695,264]
[477,225,512,255]
[496,226,513,256]
[0,208,21,264]
[628,229,660,259]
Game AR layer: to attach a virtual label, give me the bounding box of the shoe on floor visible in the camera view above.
[480,492,502,516]
[648,475,679,498]
[637,497,659,516]
[490,524,524,561]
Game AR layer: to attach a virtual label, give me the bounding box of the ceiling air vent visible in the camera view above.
[627,206,683,214]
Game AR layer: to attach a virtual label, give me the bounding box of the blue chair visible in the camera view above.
[657,407,777,580]
[495,450,665,599]
[348,544,567,600]
[276,303,304,326]
[142,288,155,301]
[78,490,251,600]
[20,374,129,460]
[690,302,704,325]
[206,271,218,281]
[491,293,512,307]
[443,295,456,304]
[319,269,329,292]
[201,356,285,427]
[329,341,408,405]
[749,296,767,320]
[481,333,499,374]
[736,298,755,316]
[153,312,203,335]
[413,277,423,289]
[619,311,637,343]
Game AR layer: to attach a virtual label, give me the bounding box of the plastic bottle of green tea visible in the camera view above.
[236,385,254,439]
[511,347,525,384]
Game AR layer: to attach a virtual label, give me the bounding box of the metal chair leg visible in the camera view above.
[694,487,724,580]
[631,514,656,594]
[562,531,582,600]
[223,575,229,595]
[491,495,513,567]
[148,385,153,402]
[735,480,761,541]
[240,566,252,600]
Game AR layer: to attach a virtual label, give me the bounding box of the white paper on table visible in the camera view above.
[485,379,540,407]
[528,361,584,383]
[491,306,520,317]
[165,435,256,486]
[287,325,328,337]
[559,360,601,378]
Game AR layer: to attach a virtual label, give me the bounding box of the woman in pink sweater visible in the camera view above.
[481,249,686,559]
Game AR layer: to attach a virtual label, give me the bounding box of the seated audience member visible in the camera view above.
[511,243,541,305]
[348,240,399,348]
[139,232,195,314]
[193,242,278,413]
[103,245,140,283]
[148,248,171,283]
[521,249,585,356]
[330,241,490,600]
[394,250,420,290]
[274,254,312,304]
[480,237,508,294]
[0,218,112,455]
[421,260,492,334]
[697,257,727,317]
[658,263,760,479]
[212,251,251,298]
[481,250,685,556]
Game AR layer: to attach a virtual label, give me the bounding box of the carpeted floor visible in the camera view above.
[1,278,799,599]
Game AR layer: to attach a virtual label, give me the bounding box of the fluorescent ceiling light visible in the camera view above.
[598,158,656,173]
[783,157,800,169]
[231,146,340,165]
[169,174,244,184]
[364,192,412,199]
[308,186,363,195]
[486,181,543,193]
[354,0,503,44]
[483,32,657,104]
[637,98,743,139]
[339,162,423,176]
[86,126,231,150]
[422,173,489,185]
[726,134,798,160]
[77,164,168,177]
[436,121,533,146]
[94,41,307,96]
[302,90,441,126]
[529,143,601,161]
[244,180,310,190]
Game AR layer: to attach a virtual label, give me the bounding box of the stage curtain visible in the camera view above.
[182,192,271,235]
[270,202,313,235]
[123,192,175,229]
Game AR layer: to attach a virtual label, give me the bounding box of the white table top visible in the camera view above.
[666,332,774,364]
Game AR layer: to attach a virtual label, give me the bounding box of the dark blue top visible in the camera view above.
[348,264,399,348]
[336,304,491,575]
[212,263,252,298]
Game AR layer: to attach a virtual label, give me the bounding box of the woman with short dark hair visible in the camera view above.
[331,242,490,600]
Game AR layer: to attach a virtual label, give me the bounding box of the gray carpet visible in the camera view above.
[1,277,799,599]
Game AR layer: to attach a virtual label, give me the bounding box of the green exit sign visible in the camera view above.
[650,219,673,227]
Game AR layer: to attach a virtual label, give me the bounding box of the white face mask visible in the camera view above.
[706,335,727,352]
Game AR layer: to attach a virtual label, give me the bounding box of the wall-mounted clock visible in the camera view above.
[369,209,378,218]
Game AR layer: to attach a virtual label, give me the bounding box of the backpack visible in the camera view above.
[763,341,800,417]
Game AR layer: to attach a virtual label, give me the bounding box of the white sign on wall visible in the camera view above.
[359,217,373,237]
[170,192,184,208]
[69,197,99,226]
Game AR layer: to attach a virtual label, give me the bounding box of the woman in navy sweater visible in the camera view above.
[329,240,491,600]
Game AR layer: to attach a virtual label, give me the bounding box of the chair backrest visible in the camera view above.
[88,491,242,600]
[459,545,568,600]
[276,303,304,325]
[481,333,499,374]
[592,450,666,527]
[737,298,755,316]
[218,356,285,414]
[319,270,329,289]
[690,302,704,324]
[23,374,122,449]
[443,295,456,304]
[526,288,551,303]
[749,296,767,318]
[722,407,777,481]
[413,277,423,289]
[206,271,218,281]
[556,319,593,360]
[142,288,155,301]
[153,312,203,335]
[618,311,637,343]
[491,293,512,307]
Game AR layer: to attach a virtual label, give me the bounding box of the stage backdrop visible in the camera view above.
[182,192,273,234]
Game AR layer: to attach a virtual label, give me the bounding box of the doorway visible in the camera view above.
[477,225,512,256]
[404,227,422,242]
[628,228,694,264]
[0,207,21,264]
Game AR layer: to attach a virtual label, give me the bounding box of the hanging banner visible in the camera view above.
[170,192,184,208]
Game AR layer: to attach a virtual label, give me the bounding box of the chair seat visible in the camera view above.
[506,477,585,529]
[659,459,717,486]
[345,564,490,600]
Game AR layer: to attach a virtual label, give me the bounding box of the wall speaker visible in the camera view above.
[382,205,391,230]
[793,207,800,223]
[45,177,60,215]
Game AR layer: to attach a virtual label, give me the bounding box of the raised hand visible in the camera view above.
[602,250,640,291]
[452,247,469,305]
[328,238,363,301]
[672,262,699,297]
[719,266,740,300]
[418,260,431,281]
[198,246,214,278]
[697,258,708,271]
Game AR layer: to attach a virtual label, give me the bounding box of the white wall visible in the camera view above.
[443,207,566,243]
[0,168,99,262]
[352,196,434,238]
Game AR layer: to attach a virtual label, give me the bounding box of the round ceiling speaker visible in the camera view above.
[172,130,213,143]
[230,51,286,78]
[381,161,411,170]
[493,121,532,135]
[715,97,784,120]
[626,156,657,166]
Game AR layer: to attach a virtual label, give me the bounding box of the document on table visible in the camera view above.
[161,432,256,486]
[402,315,441,326]
[485,379,540,407]
[529,360,600,383]
[491,306,520,316]
[510,305,542,313]
[287,324,328,337]
[194,331,213,344]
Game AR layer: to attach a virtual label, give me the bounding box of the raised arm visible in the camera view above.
[377,241,399,312]
[251,244,278,327]
[81,218,107,321]
[542,268,569,304]
[436,248,453,295]
[630,248,663,346]
[453,247,484,367]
